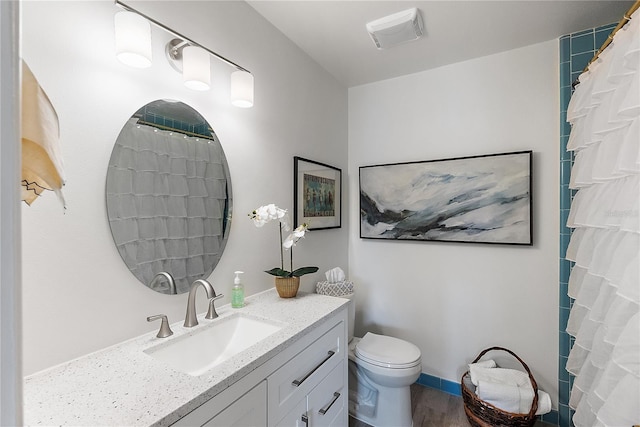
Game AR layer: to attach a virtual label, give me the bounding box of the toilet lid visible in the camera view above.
[355,332,421,368]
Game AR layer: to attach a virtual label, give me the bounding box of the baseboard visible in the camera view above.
[416,373,462,396]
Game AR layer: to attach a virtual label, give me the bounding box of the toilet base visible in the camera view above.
[348,379,414,427]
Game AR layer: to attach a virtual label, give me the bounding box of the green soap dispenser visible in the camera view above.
[231,271,244,308]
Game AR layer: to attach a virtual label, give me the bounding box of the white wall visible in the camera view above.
[21,1,348,376]
[348,41,560,404]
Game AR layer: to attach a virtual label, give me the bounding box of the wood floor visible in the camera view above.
[348,384,555,427]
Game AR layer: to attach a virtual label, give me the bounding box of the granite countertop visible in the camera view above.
[24,289,348,426]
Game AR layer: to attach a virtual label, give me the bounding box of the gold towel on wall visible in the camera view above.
[21,60,66,208]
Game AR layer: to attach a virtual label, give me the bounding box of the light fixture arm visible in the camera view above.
[168,39,190,58]
[114,0,251,74]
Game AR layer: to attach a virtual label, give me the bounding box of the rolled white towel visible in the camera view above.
[536,390,552,415]
[477,381,552,415]
[517,382,535,413]
[469,366,530,387]
[468,359,497,370]
[477,380,521,413]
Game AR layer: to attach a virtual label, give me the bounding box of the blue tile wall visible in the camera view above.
[558,22,616,427]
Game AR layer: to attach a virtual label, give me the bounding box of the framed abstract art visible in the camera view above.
[359,151,532,245]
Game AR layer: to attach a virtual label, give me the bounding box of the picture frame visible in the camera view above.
[294,156,342,230]
[359,150,533,245]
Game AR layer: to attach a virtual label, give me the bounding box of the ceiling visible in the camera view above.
[247,1,634,87]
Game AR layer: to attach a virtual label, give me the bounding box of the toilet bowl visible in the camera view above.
[343,294,422,427]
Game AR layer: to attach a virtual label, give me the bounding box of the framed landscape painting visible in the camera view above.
[359,151,532,245]
[294,156,342,230]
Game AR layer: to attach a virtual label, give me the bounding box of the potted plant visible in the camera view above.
[249,204,319,297]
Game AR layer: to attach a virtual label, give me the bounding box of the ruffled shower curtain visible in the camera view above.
[107,119,228,294]
[564,9,639,427]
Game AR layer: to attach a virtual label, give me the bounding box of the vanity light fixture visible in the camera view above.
[230,70,254,108]
[165,39,212,91]
[114,0,254,107]
[182,45,211,91]
[114,10,152,68]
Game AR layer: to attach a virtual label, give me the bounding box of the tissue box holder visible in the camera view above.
[316,281,354,297]
[461,346,539,427]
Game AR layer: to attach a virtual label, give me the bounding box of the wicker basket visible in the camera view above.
[461,346,539,427]
[274,276,300,298]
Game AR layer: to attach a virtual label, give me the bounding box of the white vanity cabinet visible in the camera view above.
[172,380,268,427]
[305,360,346,427]
[203,381,267,426]
[269,320,346,426]
[173,306,348,427]
[275,360,346,427]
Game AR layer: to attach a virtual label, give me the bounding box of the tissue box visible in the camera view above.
[316,281,354,297]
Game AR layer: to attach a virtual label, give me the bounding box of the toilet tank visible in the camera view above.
[342,293,355,342]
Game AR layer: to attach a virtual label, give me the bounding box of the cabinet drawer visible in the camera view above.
[203,381,266,427]
[273,394,307,427]
[268,320,344,424]
[307,360,346,427]
[174,380,266,427]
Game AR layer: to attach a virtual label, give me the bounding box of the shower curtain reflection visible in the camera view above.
[106,115,231,294]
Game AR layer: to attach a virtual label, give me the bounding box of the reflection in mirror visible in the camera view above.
[106,100,232,294]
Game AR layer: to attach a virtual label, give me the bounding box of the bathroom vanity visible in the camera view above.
[23,289,349,426]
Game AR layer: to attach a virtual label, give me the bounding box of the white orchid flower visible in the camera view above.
[265,204,285,220]
[279,213,292,231]
[249,205,317,279]
[283,223,309,250]
[250,204,287,227]
[293,224,308,238]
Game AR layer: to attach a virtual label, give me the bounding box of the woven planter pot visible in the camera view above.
[274,276,300,298]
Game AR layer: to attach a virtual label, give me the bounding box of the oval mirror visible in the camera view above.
[106,100,232,294]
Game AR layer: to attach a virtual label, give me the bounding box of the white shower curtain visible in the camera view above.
[564,9,639,427]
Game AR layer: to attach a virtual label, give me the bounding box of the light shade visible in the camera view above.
[114,11,152,68]
[182,46,210,91]
[230,70,254,108]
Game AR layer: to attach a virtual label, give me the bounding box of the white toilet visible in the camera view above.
[344,294,422,427]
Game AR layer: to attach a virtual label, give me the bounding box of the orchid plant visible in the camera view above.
[249,204,319,278]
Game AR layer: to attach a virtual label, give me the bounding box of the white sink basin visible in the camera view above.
[144,313,283,376]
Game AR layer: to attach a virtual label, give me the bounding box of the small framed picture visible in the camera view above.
[294,156,342,230]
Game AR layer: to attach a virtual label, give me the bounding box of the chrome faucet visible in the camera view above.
[147,314,173,338]
[184,279,224,327]
[150,271,177,295]
[206,290,225,320]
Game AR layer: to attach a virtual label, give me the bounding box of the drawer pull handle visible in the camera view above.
[292,350,335,387]
[319,392,341,415]
[301,413,309,426]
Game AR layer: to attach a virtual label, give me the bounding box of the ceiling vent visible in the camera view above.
[366,8,424,50]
